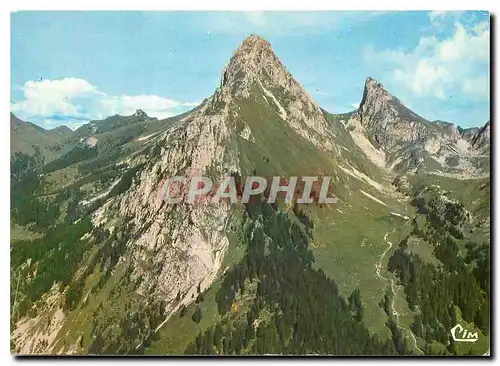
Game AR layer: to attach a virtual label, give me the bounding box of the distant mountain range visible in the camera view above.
[11,75,489,181]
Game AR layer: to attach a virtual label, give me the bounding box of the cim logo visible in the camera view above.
[450,324,479,343]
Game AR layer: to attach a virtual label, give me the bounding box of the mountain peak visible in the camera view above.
[237,34,273,53]
[357,76,429,125]
[365,76,379,85]
[352,76,440,152]
[134,109,149,119]
[220,34,285,97]
[471,120,490,151]
[213,34,333,151]
[49,125,73,135]
[362,77,393,103]
[229,34,276,70]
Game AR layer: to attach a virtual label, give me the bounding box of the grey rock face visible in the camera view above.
[471,121,490,153]
[459,126,480,142]
[133,109,150,119]
[353,77,460,153]
[392,174,412,195]
[348,77,489,177]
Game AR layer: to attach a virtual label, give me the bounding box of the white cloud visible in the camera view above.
[365,20,489,101]
[351,103,359,109]
[204,11,387,36]
[244,11,268,27]
[11,78,198,129]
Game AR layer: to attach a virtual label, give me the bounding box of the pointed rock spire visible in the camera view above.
[356,76,428,127]
[353,76,458,151]
[220,34,291,98]
[471,120,490,151]
[134,109,149,119]
[358,77,394,118]
[215,34,333,151]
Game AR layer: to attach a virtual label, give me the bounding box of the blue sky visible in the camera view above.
[11,11,490,129]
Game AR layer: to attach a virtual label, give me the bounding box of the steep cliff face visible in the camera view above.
[470,121,490,153]
[347,77,490,177]
[459,126,480,141]
[460,121,490,152]
[353,77,460,153]
[105,91,239,312]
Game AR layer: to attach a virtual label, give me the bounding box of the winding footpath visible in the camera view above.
[375,229,424,355]
[375,230,399,319]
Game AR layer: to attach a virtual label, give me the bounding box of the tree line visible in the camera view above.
[185,197,403,355]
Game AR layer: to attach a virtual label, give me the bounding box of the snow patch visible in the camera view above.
[137,131,160,142]
[390,212,409,220]
[338,163,386,193]
[360,190,387,207]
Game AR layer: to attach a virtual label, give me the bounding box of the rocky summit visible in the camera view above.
[11,34,490,357]
[346,77,490,177]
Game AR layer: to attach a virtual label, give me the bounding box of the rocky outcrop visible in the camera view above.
[392,175,412,195]
[459,126,480,142]
[347,77,490,177]
[352,77,460,153]
[94,87,239,318]
[133,109,150,120]
[471,121,490,153]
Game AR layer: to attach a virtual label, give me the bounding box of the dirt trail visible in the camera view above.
[375,230,424,355]
[375,230,399,319]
